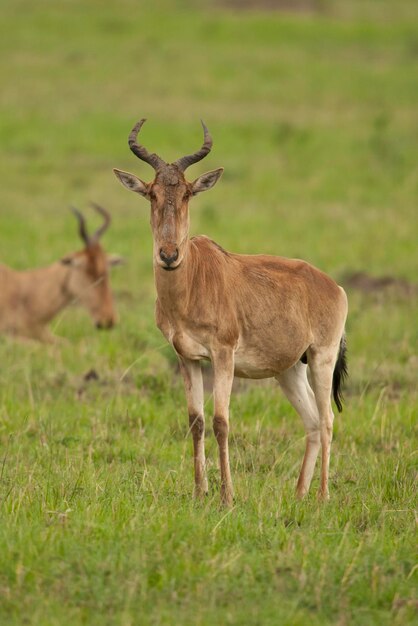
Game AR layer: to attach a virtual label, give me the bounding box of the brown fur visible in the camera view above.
[155,236,346,377]
[114,121,348,506]
[0,240,119,342]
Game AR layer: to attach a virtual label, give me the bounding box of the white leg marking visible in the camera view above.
[308,346,339,500]
[276,361,320,498]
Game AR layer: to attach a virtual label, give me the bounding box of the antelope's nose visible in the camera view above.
[96,318,115,330]
[159,247,179,266]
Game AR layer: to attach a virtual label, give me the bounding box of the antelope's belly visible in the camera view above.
[169,330,302,378]
[233,343,301,379]
[233,350,276,379]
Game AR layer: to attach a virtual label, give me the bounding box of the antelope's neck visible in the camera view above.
[154,240,194,318]
[21,262,73,324]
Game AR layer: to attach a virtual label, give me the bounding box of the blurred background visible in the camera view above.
[1,0,416,387]
[0,2,417,623]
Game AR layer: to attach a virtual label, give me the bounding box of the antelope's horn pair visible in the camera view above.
[70,203,111,246]
[128,118,213,172]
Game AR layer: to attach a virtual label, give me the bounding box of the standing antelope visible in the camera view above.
[0,204,122,342]
[114,120,348,507]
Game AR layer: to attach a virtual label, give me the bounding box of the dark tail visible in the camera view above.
[332,333,348,413]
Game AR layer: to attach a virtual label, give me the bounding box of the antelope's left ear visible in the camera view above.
[113,168,149,197]
[107,254,124,267]
[61,254,85,267]
[191,168,224,195]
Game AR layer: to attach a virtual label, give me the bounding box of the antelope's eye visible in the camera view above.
[149,189,157,201]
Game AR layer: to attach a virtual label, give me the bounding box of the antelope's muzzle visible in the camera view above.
[159,246,179,269]
[96,316,116,330]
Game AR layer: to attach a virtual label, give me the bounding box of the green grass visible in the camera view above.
[0,1,417,624]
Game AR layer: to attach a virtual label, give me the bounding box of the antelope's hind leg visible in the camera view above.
[276,361,320,498]
[178,356,208,497]
[308,345,339,501]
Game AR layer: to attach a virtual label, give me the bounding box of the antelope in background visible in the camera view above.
[114,120,348,507]
[0,204,122,342]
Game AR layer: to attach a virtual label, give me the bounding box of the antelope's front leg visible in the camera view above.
[212,348,235,507]
[178,356,208,497]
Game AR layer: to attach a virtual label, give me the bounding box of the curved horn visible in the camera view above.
[90,203,111,243]
[128,119,165,170]
[70,206,90,246]
[174,120,213,172]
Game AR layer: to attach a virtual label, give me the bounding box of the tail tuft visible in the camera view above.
[333,334,348,413]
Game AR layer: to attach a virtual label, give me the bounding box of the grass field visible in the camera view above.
[0,1,417,624]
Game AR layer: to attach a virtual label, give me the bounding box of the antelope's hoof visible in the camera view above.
[296,487,308,500]
[194,486,209,499]
[220,490,234,509]
[317,489,330,502]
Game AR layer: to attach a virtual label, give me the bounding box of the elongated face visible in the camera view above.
[63,204,122,328]
[114,165,223,271]
[148,166,191,270]
[61,243,122,328]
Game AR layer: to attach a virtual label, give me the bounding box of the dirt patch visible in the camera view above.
[83,368,99,382]
[342,271,417,298]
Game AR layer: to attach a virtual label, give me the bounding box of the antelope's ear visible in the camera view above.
[61,254,85,267]
[191,168,224,195]
[113,168,149,197]
[107,254,124,267]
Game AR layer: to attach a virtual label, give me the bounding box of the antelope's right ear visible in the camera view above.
[191,168,224,195]
[113,168,149,197]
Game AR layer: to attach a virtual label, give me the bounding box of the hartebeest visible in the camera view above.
[0,204,121,342]
[114,120,348,506]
